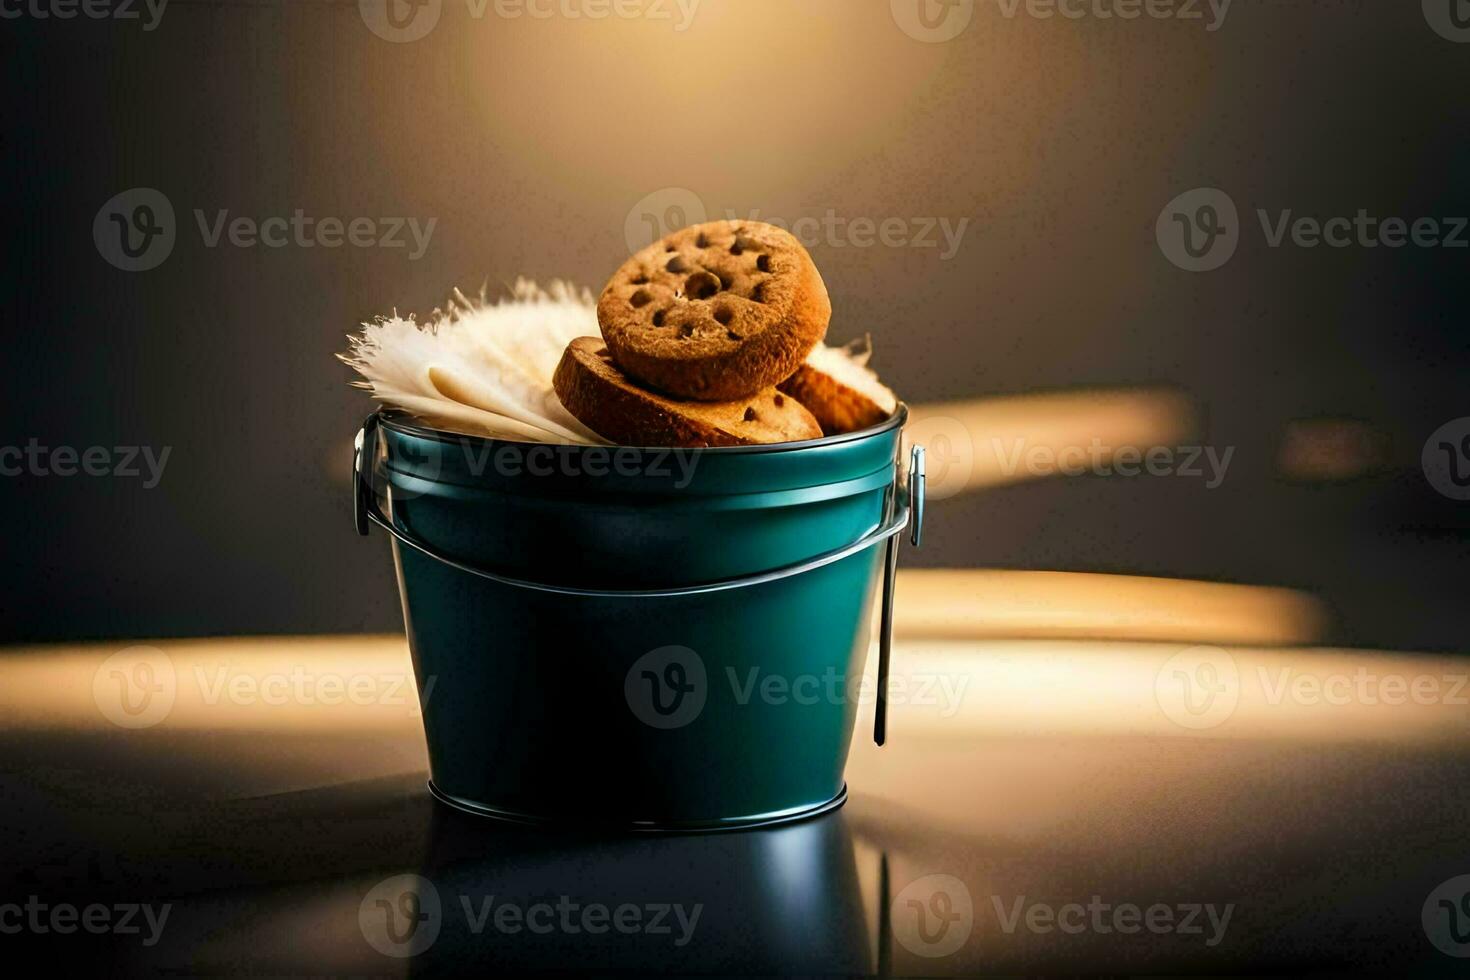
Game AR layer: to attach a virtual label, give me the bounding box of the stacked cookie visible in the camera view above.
[554,220,896,447]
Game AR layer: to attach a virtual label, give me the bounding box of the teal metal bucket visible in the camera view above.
[354,407,924,832]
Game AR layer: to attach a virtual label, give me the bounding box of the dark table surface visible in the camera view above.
[3,635,1467,976]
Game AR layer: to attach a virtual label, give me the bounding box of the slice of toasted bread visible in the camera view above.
[553,337,823,447]
[777,341,898,435]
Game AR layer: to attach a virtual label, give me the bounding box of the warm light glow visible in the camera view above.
[852,639,1469,746]
[891,568,1327,647]
[0,635,425,734]
[906,388,1197,496]
[6,622,1461,752]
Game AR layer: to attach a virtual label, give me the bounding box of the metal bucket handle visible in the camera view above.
[353,412,925,745]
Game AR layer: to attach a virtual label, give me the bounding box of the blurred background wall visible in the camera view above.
[4,0,1467,649]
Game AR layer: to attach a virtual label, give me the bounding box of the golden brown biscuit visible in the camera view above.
[553,337,822,447]
[596,220,830,401]
[777,342,898,435]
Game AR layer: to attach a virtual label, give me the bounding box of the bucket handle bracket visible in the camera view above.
[874,443,924,747]
[353,412,381,538]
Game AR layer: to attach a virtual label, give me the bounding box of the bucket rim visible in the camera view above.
[376,401,909,453]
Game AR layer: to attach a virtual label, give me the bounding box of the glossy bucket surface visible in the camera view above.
[366,408,909,831]
[396,539,884,830]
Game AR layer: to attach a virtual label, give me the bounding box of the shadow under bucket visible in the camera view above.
[354,406,924,832]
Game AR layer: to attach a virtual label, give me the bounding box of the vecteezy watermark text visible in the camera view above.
[92,646,434,729]
[359,0,700,44]
[194,210,436,260]
[1155,645,1470,731]
[889,0,1229,42]
[991,0,1230,30]
[485,0,698,27]
[887,873,1234,960]
[990,895,1234,946]
[358,874,701,958]
[460,894,700,945]
[899,414,1236,500]
[991,437,1234,488]
[1256,666,1467,708]
[0,897,171,947]
[624,188,970,259]
[0,0,167,30]
[1158,187,1470,272]
[94,188,437,271]
[726,666,970,716]
[191,665,435,712]
[386,440,702,496]
[623,646,970,730]
[0,440,170,488]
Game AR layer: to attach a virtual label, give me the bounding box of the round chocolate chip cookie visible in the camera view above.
[596,220,830,401]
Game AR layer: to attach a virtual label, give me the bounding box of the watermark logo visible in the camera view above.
[359,0,443,43]
[624,645,706,729]
[1424,875,1470,957]
[360,874,442,958]
[891,0,975,43]
[904,417,975,500]
[1424,0,1470,43]
[1422,417,1470,501]
[377,425,444,503]
[94,188,175,272]
[93,647,177,730]
[891,874,974,958]
[1155,646,1239,730]
[625,186,710,253]
[1156,187,1238,272]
